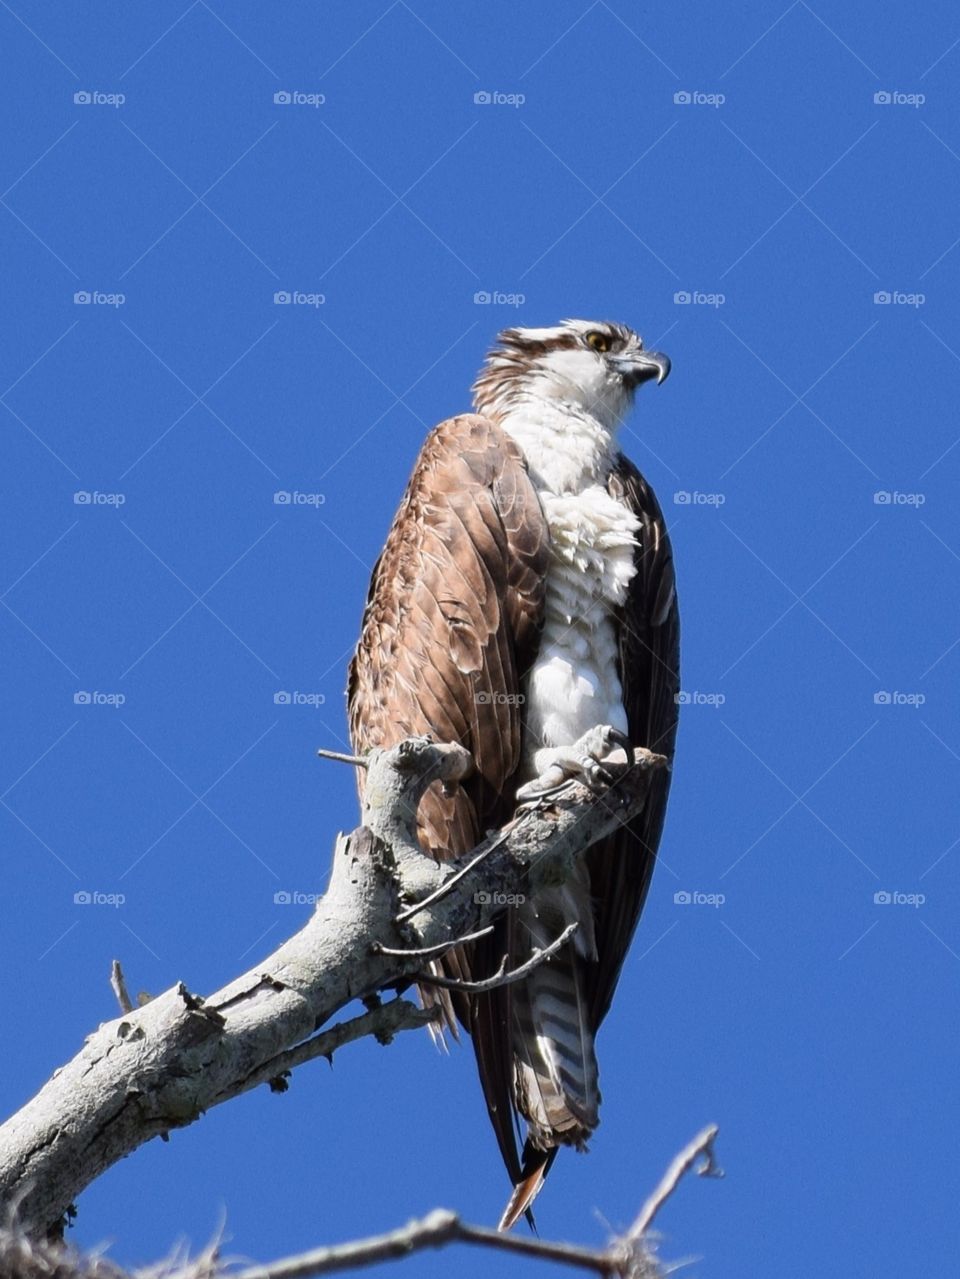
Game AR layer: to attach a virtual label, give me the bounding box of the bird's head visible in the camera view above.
[472,319,670,428]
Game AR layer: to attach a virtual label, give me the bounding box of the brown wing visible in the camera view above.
[585,455,680,1028]
[347,412,549,1182]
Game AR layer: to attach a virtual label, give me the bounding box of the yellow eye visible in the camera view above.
[585,330,610,353]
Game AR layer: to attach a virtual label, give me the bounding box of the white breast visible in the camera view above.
[498,403,639,780]
[522,487,638,774]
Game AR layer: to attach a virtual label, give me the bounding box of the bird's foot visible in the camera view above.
[516,725,632,803]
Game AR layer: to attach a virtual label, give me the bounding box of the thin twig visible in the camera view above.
[413,922,579,994]
[109,960,133,1015]
[395,746,665,926]
[372,924,494,958]
[317,748,369,767]
[627,1124,722,1242]
[395,829,512,923]
[212,1001,439,1106]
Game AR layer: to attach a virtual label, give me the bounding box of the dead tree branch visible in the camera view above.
[627,1123,722,1242]
[231,1125,722,1278]
[0,735,666,1240]
[411,921,579,993]
[109,962,133,1016]
[0,1126,719,1279]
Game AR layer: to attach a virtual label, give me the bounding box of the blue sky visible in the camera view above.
[1,2,958,1275]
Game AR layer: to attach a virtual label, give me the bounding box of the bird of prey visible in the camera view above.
[348,319,679,1229]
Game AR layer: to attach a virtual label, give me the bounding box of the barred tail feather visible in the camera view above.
[509,890,601,1153]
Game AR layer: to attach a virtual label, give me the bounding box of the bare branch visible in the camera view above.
[211,1000,440,1107]
[371,925,494,958]
[109,961,134,1015]
[316,748,369,767]
[228,1126,720,1279]
[627,1123,723,1242]
[412,922,579,994]
[394,830,510,924]
[231,1208,616,1279]
[0,1128,719,1279]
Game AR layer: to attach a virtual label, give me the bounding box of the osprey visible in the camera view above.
[348,319,679,1228]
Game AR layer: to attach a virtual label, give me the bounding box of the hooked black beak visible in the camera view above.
[628,349,671,386]
[611,347,671,388]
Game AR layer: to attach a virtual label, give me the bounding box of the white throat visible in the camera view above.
[497,395,620,494]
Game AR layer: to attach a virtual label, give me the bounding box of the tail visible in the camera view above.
[498,1144,558,1231]
[499,882,601,1230]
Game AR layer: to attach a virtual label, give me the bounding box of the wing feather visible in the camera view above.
[585,455,680,1027]
[348,413,550,1183]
